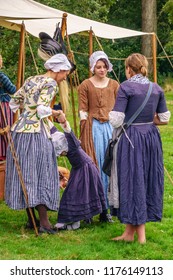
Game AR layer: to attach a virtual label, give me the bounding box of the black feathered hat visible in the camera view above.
[38,23,76,74]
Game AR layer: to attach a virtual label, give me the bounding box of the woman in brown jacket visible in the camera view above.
[78,51,119,222]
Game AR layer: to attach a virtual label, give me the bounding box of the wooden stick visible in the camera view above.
[164,166,173,186]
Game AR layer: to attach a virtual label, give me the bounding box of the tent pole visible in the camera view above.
[14,22,25,123]
[152,32,157,83]
[69,74,78,137]
[61,13,68,39]
[17,22,25,90]
[50,13,68,117]
[89,27,93,77]
[61,13,78,136]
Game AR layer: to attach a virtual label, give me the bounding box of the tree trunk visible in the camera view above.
[141,0,157,77]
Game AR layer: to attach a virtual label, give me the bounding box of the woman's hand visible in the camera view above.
[52,109,66,123]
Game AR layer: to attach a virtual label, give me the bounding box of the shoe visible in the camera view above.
[25,220,40,229]
[106,214,115,223]
[57,225,68,230]
[38,226,58,234]
[99,213,115,223]
[67,221,80,230]
[54,221,80,231]
[83,218,93,224]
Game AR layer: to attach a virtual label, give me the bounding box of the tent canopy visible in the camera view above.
[0,0,150,39]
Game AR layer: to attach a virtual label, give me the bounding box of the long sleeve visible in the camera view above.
[0,72,16,94]
[78,82,89,114]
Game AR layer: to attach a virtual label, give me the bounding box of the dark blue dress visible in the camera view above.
[58,131,107,223]
[112,77,168,225]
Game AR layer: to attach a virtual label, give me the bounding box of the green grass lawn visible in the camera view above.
[0,90,173,260]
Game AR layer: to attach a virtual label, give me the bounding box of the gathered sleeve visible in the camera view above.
[155,86,171,122]
[78,82,89,119]
[0,72,16,94]
[156,89,169,114]
[112,84,128,113]
[37,80,58,118]
[9,82,26,112]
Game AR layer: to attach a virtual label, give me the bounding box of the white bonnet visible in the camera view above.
[44,53,72,73]
[89,51,113,73]
[51,130,68,157]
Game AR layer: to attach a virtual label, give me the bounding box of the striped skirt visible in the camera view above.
[5,131,59,210]
[0,102,13,160]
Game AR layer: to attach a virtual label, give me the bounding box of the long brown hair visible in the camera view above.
[125,53,148,76]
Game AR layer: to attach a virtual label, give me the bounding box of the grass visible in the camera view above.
[0,90,173,260]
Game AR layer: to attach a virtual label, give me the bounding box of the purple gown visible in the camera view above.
[112,78,168,225]
[58,131,107,223]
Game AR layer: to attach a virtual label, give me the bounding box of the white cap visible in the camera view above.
[51,130,68,157]
[44,53,72,72]
[89,51,113,73]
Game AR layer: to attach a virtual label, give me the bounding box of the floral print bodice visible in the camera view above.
[10,75,59,137]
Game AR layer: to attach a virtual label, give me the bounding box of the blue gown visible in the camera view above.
[58,131,107,223]
[112,76,168,225]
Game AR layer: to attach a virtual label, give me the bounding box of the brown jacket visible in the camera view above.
[78,78,119,165]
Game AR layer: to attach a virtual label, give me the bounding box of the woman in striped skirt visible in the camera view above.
[5,54,72,234]
[0,54,16,161]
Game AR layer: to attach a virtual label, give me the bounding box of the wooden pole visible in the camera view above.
[89,27,93,77]
[16,22,25,91]
[152,32,157,83]
[61,13,78,136]
[50,13,68,112]
[69,75,78,137]
[14,22,25,123]
[61,13,68,39]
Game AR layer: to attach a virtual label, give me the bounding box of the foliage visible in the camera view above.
[36,0,115,22]
[0,0,173,84]
[162,0,173,24]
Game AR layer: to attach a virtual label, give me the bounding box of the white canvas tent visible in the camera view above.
[0,0,149,39]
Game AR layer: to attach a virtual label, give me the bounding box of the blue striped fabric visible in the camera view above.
[0,71,16,102]
[5,131,59,210]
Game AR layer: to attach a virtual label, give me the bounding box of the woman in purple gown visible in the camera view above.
[50,120,107,230]
[109,53,171,243]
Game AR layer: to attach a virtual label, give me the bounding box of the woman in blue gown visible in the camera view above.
[109,53,171,243]
[50,120,107,230]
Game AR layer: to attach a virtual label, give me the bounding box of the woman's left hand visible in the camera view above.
[52,110,66,123]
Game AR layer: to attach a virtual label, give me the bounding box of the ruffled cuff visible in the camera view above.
[60,121,72,133]
[9,99,20,113]
[79,110,88,120]
[37,105,52,119]
[109,111,125,128]
[158,111,171,122]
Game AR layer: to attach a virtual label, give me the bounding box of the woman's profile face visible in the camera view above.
[55,70,69,84]
[94,60,108,78]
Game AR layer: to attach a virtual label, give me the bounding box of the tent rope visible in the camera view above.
[26,33,40,75]
[92,31,120,84]
[156,34,173,69]
[72,51,173,61]
[164,166,173,187]
[65,28,79,137]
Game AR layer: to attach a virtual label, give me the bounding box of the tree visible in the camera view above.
[141,0,157,76]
